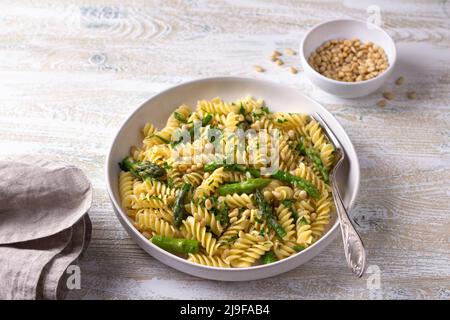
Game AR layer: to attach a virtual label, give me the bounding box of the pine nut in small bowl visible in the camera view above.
[300,19,397,98]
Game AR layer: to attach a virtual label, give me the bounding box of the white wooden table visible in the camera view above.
[1,0,449,299]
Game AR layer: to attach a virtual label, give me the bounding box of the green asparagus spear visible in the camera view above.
[173,183,191,228]
[218,178,271,196]
[151,236,200,254]
[255,189,286,238]
[297,138,329,183]
[119,156,166,180]
[147,133,170,144]
[296,137,307,156]
[203,161,227,172]
[173,111,187,123]
[271,170,320,200]
[281,199,300,222]
[261,251,277,264]
[306,148,329,183]
[202,113,213,126]
[204,162,261,178]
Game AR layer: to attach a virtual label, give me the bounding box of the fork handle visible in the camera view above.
[332,178,367,277]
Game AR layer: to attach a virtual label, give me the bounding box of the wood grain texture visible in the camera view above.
[0,0,449,300]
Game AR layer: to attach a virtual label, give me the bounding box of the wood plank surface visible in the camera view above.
[0,0,449,299]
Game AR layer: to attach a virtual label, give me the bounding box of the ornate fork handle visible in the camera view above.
[331,176,366,277]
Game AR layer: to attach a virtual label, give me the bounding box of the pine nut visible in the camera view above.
[377,100,387,108]
[286,48,296,55]
[407,91,417,100]
[383,91,395,100]
[253,65,264,73]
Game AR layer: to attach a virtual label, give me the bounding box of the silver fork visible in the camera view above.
[313,112,366,277]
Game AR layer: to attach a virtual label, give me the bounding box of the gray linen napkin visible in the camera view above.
[0,158,92,299]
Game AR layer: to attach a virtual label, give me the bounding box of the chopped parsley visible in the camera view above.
[298,216,309,226]
[292,210,299,222]
[144,195,163,202]
[214,203,229,225]
[281,199,294,208]
[167,178,174,188]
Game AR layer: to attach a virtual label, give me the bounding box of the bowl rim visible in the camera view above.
[300,18,397,86]
[105,76,360,272]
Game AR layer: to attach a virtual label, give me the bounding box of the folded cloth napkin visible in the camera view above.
[0,158,92,300]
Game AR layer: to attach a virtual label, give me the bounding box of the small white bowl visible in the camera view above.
[105,77,360,281]
[300,19,397,98]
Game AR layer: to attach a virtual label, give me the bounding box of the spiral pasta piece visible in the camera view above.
[167,167,183,189]
[272,186,294,201]
[188,253,230,268]
[144,105,191,148]
[182,171,204,186]
[198,97,239,115]
[296,214,313,246]
[234,240,273,267]
[218,209,250,246]
[279,135,300,171]
[273,240,297,260]
[223,112,242,130]
[131,194,174,210]
[119,171,135,210]
[142,123,157,138]
[251,116,275,132]
[220,193,254,209]
[222,231,260,266]
[142,179,178,197]
[262,179,283,201]
[142,144,171,165]
[222,171,247,182]
[310,195,332,239]
[182,216,219,256]
[275,204,296,241]
[189,203,224,236]
[194,167,225,198]
[246,209,271,238]
[137,207,173,224]
[223,231,273,267]
[135,211,179,237]
[273,112,309,136]
[236,96,264,114]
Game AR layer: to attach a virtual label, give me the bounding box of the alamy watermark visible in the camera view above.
[367,5,382,28]
[66,265,81,290]
[170,122,282,175]
[366,264,382,299]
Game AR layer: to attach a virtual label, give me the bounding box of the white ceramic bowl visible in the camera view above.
[105,77,360,281]
[300,19,397,98]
